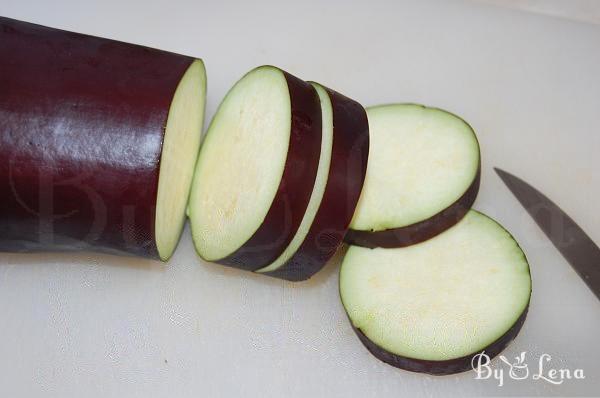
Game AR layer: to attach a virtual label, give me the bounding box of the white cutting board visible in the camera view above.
[0,0,599,396]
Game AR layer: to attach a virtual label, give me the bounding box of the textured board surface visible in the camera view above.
[0,0,599,396]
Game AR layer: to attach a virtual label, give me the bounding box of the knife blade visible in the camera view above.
[495,167,600,301]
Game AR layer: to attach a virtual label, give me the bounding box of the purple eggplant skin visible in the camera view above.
[352,304,528,375]
[344,166,480,248]
[216,70,323,271]
[0,17,196,259]
[264,87,369,281]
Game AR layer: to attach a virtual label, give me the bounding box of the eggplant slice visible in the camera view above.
[340,210,531,375]
[0,17,206,260]
[257,83,369,281]
[189,66,322,270]
[345,104,480,248]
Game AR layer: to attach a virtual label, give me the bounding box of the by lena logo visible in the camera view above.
[471,352,585,387]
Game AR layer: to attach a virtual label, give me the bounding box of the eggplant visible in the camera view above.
[257,83,369,281]
[189,66,322,270]
[345,104,480,248]
[0,17,206,260]
[340,210,532,375]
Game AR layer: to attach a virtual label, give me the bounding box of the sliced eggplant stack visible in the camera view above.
[340,210,531,375]
[0,17,206,260]
[189,66,322,270]
[346,104,480,248]
[257,83,369,281]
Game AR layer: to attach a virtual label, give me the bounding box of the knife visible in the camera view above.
[495,168,600,301]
